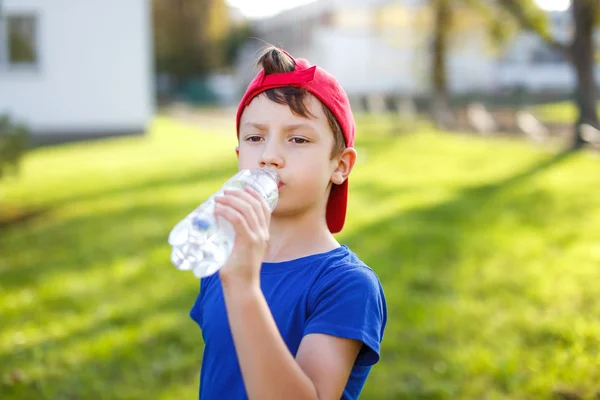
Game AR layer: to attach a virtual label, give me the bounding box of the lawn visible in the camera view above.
[532,101,600,124]
[1,117,599,399]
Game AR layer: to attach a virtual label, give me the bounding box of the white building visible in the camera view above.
[236,0,599,103]
[0,0,154,146]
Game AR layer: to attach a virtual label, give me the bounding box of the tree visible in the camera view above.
[0,6,29,184]
[152,0,230,84]
[427,0,517,129]
[430,0,455,129]
[223,22,253,69]
[0,115,29,182]
[500,0,599,149]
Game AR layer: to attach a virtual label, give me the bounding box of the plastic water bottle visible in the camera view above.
[168,168,279,278]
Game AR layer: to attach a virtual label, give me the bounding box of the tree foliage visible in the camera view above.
[0,115,29,181]
[152,0,231,80]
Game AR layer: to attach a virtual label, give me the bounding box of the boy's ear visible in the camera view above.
[235,146,239,158]
[331,147,357,185]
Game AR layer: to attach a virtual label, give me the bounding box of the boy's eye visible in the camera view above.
[245,136,263,142]
[291,137,309,144]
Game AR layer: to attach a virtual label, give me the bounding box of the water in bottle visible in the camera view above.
[168,168,279,278]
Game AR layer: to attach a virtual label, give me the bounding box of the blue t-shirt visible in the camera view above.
[190,245,387,399]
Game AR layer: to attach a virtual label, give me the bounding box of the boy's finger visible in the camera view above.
[243,187,271,227]
[216,191,261,233]
[214,203,256,242]
[223,189,267,230]
[243,187,271,224]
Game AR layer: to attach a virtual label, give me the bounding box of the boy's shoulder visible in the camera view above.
[317,245,376,273]
[307,245,384,295]
[303,244,388,366]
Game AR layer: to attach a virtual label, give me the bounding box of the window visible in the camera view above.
[0,13,39,68]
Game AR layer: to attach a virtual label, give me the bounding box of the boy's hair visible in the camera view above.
[255,46,346,158]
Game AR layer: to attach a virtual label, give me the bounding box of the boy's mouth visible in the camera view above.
[277,181,285,190]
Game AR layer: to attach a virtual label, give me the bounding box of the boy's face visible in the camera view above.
[237,93,353,218]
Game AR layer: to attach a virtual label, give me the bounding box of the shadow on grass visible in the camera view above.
[0,208,49,231]
[346,150,574,399]
[461,150,572,198]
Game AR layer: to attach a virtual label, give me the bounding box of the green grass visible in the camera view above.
[1,117,600,399]
[532,101,600,124]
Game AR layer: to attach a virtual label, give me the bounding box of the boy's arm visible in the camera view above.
[214,188,362,399]
[222,278,362,400]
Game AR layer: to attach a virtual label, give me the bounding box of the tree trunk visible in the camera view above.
[570,0,599,149]
[430,0,455,130]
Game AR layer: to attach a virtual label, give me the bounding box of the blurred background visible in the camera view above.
[1,0,599,399]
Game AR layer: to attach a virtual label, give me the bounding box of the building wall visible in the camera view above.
[0,0,154,138]
[313,26,425,96]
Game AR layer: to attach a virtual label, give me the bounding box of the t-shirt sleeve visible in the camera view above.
[303,265,387,366]
[189,275,215,329]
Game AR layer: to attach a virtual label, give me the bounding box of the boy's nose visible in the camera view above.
[260,153,284,169]
[260,143,284,168]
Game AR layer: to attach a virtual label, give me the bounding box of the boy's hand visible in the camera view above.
[214,187,271,286]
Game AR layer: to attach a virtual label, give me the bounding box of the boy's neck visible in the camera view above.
[264,209,340,263]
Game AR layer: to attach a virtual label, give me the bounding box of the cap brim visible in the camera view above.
[326,179,348,234]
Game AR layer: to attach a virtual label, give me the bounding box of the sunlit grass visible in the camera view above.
[532,101,600,124]
[1,116,599,399]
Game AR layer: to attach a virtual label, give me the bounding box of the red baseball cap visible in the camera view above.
[236,50,356,233]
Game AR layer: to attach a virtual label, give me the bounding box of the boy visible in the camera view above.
[190,46,387,399]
